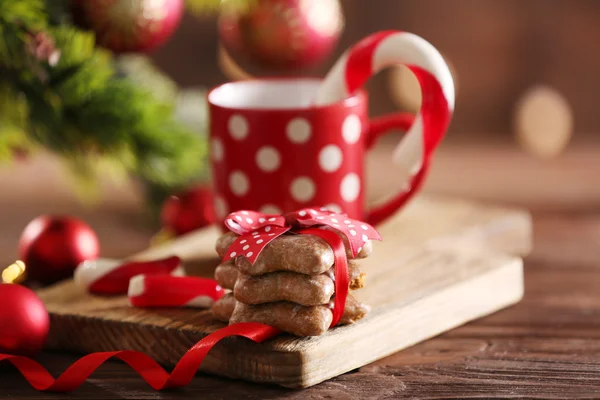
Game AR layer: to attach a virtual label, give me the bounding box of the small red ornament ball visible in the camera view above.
[219,0,344,70]
[161,186,215,236]
[19,216,100,285]
[0,284,50,356]
[72,0,184,53]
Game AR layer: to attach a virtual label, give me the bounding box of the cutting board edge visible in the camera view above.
[43,256,524,388]
[281,256,524,388]
[37,196,531,388]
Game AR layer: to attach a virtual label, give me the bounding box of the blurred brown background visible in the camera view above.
[152,0,600,138]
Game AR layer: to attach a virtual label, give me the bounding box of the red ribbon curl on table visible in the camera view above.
[0,323,280,392]
[0,208,380,392]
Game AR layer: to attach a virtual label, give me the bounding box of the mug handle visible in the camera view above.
[317,31,455,227]
[364,112,430,226]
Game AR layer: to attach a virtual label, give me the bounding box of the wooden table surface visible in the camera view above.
[2,142,600,399]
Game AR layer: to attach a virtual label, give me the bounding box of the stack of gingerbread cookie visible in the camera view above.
[211,231,371,336]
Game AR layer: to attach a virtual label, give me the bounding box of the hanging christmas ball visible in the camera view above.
[219,0,345,70]
[18,216,100,285]
[71,0,184,53]
[0,284,50,356]
[161,186,215,236]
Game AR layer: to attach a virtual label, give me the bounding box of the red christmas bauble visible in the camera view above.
[0,284,50,356]
[161,186,215,236]
[72,0,184,53]
[219,0,344,70]
[19,216,100,285]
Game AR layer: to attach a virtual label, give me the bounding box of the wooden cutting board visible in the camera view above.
[38,196,531,388]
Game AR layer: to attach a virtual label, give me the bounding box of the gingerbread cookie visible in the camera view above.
[234,271,335,306]
[216,231,372,276]
[214,262,238,290]
[326,263,366,290]
[212,293,236,322]
[234,234,334,276]
[215,261,365,292]
[229,293,370,336]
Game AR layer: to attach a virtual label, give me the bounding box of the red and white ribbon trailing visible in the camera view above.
[316,31,455,222]
[74,256,184,295]
[128,275,225,308]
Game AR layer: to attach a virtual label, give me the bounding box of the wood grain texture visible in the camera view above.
[37,196,530,388]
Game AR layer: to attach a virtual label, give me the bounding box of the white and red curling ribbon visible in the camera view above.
[128,275,225,308]
[315,30,455,185]
[74,256,183,295]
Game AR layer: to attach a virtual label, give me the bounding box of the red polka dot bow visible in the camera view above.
[222,208,382,264]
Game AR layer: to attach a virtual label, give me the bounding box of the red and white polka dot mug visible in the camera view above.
[207,77,417,226]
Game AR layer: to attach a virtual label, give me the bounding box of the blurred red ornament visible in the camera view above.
[0,284,50,356]
[161,186,215,236]
[11,146,30,161]
[219,0,344,70]
[18,216,100,285]
[71,0,184,53]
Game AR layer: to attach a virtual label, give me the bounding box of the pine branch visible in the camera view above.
[0,0,209,207]
[51,25,95,70]
[116,55,178,103]
[0,0,46,29]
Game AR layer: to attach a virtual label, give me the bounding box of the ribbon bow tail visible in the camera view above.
[222,210,290,264]
[286,208,382,258]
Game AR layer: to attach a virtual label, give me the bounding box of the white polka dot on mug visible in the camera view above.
[211,137,224,162]
[229,170,250,197]
[228,114,249,140]
[290,176,316,203]
[319,145,343,172]
[286,118,312,144]
[256,146,281,172]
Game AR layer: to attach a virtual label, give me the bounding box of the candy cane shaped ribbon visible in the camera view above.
[316,31,455,219]
[74,256,184,295]
[128,275,226,308]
